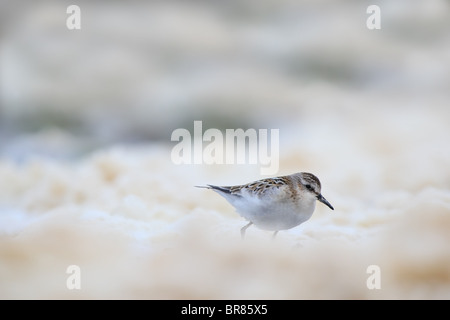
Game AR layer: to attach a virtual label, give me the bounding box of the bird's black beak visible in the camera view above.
[317,194,334,210]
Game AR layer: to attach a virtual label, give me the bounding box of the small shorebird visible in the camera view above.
[197,172,334,239]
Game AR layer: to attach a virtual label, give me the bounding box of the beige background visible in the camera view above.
[1,0,450,299]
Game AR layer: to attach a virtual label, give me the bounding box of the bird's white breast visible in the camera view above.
[230,188,317,231]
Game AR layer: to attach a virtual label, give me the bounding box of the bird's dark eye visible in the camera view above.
[305,184,312,191]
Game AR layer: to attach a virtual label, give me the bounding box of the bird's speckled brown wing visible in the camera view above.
[229,176,290,197]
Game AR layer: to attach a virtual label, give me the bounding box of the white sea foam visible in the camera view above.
[0,126,449,299]
[1,0,450,299]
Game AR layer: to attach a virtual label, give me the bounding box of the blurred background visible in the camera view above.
[2,0,448,162]
[1,0,450,299]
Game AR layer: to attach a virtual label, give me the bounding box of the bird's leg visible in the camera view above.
[240,222,253,239]
[272,230,279,240]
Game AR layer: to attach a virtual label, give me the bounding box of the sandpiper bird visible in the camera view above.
[198,172,334,238]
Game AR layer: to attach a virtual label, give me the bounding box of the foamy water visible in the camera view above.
[1,101,450,299]
[1,0,450,299]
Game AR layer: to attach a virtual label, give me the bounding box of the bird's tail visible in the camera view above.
[195,184,232,194]
[194,185,210,189]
